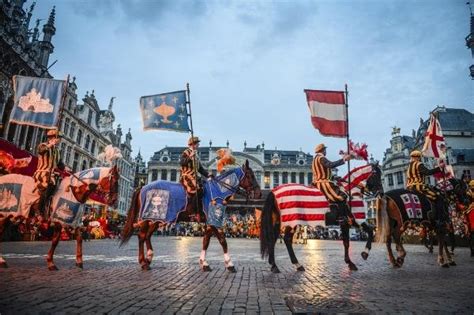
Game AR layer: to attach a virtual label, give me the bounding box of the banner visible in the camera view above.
[422,114,446,158]
[10,76,66,128]
[140,90,190,132]
[304,89,347,137]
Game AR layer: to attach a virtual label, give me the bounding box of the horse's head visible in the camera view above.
[450,178,469,208]
[365,162,384,196]
[97,165,120,207]
[240,160,262,199]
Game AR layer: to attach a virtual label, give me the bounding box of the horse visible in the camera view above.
[0,166,119,269]
[260,164,380,273]
[374,167,468,268]
[120,160,262,271]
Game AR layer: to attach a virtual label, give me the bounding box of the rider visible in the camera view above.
[33,128,65,215]
[311,143,353,224]
[406,150,445,222]
[180,136,212,220]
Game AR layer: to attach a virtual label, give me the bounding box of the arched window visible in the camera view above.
[91,140,96,154]
[63,118,70,136]
[69,122,76,138]
[81,159,87,171]
[76,129,82,146]
[84,134,90,150]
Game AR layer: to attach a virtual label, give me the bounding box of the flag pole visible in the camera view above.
[186,83,200,220]
[345,84,351,214]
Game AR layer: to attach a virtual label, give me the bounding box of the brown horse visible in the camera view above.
[260,164,381,273]
[0,166,119,270]
[120,161,262,271]
[375,173,468,268]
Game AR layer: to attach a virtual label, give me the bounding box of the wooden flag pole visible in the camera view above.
[345,84,352,214]
[186,83,200,219]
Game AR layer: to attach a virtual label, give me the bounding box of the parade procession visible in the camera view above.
[1,1,474,314]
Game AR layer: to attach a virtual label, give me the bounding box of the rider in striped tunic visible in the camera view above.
[180,136,211,219]
[311,143,352,223]
[33,128,65,214]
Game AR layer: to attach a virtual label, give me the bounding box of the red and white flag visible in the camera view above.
[304,89,347,138]
[422,114,446,158]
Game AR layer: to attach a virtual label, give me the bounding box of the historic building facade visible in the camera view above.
[146,142,314,191]
[0,1,135,216]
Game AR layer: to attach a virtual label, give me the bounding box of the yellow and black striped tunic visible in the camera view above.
[406,161,441,201]
[33,142,60,191]
[312,154,346,203]
[179,148,209,194]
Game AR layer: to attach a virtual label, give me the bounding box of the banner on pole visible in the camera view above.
[9,76,66,128]
[422,114,446,158]
[304,89,347,137]
[140,90,190,132]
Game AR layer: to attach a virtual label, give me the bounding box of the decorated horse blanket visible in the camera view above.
[273,184,366,228]
[139,167,244,227]
[384,189,431,222]
[0,174,38,217]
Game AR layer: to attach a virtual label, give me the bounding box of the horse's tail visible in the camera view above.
[376,195,390,243]
[260,192,278,259]
[120,187,141,247]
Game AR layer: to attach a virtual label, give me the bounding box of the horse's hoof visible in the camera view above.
[296,265,305,272]
[449,261,457,266]
[441,263,450,268]
[227,266,237,273]
[145,259,152,265]
[0,262,8,268]
[202,265,212,272]
[75,262,83,269]
[348,263,358,271]
[429,249,433,254]
[396,257,405,266]
[361,252,369,260]
[141,264,151,271]
[271,265,280,273]
[48,265,58,271]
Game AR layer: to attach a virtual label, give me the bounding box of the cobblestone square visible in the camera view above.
[1,238,473,314]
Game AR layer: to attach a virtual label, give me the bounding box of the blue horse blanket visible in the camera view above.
[138,167,244,227]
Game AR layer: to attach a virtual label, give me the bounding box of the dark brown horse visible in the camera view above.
[0,166,119,270]
[260,164,381,273]
[120,161,262,271]
[375,171,468,268]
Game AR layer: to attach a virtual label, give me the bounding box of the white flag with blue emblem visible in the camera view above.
[140,90,190,132]
[10,75,66,128]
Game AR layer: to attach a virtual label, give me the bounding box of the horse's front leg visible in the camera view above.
[0,217,7,268]
[200,225,213,272]
[145,222,159,265]
[393,232,406,267]
[437,225,450,268]
[138,221,150,270]
[46,223,62,271]
[341,222,357,271]
[214,226,236,273]
[360,222,373,260]
[75,227,84,269]
[283,226,304,271]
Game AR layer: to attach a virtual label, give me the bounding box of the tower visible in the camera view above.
[38,6,56,70]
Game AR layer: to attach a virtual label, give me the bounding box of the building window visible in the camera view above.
[462,169,471,180]
[81,160,87,171]
[69,122,76,138]
[291,172,296,183]
[307,173,312,185]
[73,152,79,172]
[299,172,305,184]
[65,146,72,164]
[60,143,66,160]
[396,171,403,185]
[264,171,270,189]
[161,169,167,180]
[171,170,177,182]
[255,171,262,185]
[89,160,94,168]
[76,129,82,146]
[84,134,90,150]
[273,172,279,186]
[151,169,158,181]
[282,172,288,184]
[91,140,96,154]
[64,118,70,136]
[387,174,394,186]
[68,98,73,111]
[87,109,93,125]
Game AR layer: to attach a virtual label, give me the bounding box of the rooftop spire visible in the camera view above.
[46,6,56,27]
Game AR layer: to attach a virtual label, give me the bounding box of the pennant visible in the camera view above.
[140,90,190,132]
[422,114,446,158]
[304,89,347,137]
[10,75,66,128]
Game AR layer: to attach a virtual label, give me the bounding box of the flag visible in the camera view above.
[10,75,66,128]
[140,90,190,132]
[422,114,446,158]
[339,141,369,161]
[304,89,347,137]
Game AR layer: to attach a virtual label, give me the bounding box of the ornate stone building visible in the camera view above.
[0,1,56,134]
[146,142,314,191]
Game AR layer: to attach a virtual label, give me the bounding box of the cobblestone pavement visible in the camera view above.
[1,237,473,314]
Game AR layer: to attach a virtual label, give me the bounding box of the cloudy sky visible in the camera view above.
[30,0,472,163]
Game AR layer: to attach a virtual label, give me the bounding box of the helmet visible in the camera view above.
[410,150,422,158]
[315,143,327,153]
[188,136,200,146]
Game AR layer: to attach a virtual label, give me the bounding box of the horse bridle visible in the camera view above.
[212,167,258,199]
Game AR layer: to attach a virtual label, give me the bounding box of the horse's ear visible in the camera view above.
[245,159,249,169]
